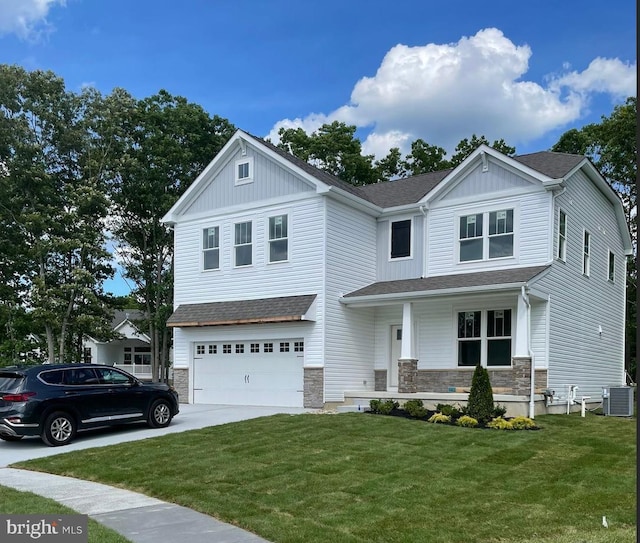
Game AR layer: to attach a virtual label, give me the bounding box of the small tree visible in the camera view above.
[466,364,495,424]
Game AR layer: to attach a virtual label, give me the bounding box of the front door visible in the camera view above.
[389,325,402,390]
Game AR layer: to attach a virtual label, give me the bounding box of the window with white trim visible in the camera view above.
[294,341,304,352]
[196,345,205,355]
[251,343,260,353]
[268,214,288,262]
[608,251,615,282]
[583,230,591,276]
[391,219,411,259]
[280,342,290,353]
[459,209,514,262]
[235,344,244,354]
[223,344,232,354]
[264,343,273,353]
[208,344,217,355]
[234,221,252,266]
[557,210,567,261]
[203,226,220,270]
[457,309,512,367]
[235,157,253,185]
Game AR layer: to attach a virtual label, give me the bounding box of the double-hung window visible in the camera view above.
[583,231,591,276]
[234,221,252,266]
[459,209,514,262]
[557,210,567,261]
[203,226,220,270]
[268,214,288,262]
[235,157,253,185]
[391,219,411,259]
[608,251,615,282]
[457,309,512,367]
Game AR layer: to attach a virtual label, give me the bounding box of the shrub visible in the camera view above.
[456,415,478,428]
[510,416,538,430]
[466,364,495,424]
[487,417,513,430]
[428,413,451,424]
[403,399,427,418]
[377,399,399,415]
[369,399,382,414]
[493,404,507,418]
[436,403,462,418]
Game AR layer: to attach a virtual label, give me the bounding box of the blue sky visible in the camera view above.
[0,0,636,295]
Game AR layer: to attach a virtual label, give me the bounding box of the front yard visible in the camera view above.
[13,411,637,543]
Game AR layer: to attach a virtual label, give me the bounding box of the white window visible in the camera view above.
[294,341,304,352]
[459,209,514,262]
[208,344,217,355]
[196,345,205,355]
[583,230,591,276]
[268,214,288,262]
[235,344,244,354]
[223,344,231,354]
[390,219,411,259]
[557,210,567,261]
[280,342,290,352]
[235,157,254,185]
[264,343,273,353]
[250,343,260,353]
[608,251,615,282]
[234,221,252,266]
[457,309,512,367]
[203,227,220,270]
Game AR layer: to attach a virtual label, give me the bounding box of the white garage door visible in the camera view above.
[193,339,304,407]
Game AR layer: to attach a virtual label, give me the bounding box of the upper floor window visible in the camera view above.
[583,230,591,276]
[203,226,220,270]
[234,221,252,267]
[608,251,615,282]
[557,210,567,261]
[268,214,288,262]
[391,219,411,259]
[459,209,513,262]
[235,157,254,185]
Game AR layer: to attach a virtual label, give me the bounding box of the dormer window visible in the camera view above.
[235,157,254,185]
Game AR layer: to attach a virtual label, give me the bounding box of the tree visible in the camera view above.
[466,364,495,424]
[402,139,449,176]
[552,97,637,379]
[109,90,235,381]
[277,122,380,185]
[0,65,116,363]
[448,135,516,168]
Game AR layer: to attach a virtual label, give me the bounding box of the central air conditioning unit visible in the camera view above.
[602,386,634,417]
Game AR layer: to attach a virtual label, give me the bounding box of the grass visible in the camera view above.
[0,485,131,543]
[14,411,637,543]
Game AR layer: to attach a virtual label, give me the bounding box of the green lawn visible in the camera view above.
[14,412,637,543]
[0,485,131,543]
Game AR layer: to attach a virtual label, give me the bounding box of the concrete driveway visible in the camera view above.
[0,403,309,467]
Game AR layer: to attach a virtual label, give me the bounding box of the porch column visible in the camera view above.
[514,291,529,357]
[398,302,418,393]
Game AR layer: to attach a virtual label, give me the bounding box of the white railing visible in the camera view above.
[114,363,153,380]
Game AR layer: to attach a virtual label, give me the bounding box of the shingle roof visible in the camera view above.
[343,266,550,299]
[166,294,317,327]
[111,310,145,329]
[245,132,587,210]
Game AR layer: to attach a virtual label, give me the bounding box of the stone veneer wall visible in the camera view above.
[374,370,387,391]
[398,359,418,393]
[172,368,189,403]
[304,368,324,408]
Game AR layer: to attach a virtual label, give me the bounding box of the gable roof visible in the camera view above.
[342,265,550,304]
[167,294,317,327]
[111,310,145,330]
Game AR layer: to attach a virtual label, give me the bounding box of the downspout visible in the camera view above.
[521,285,535,419]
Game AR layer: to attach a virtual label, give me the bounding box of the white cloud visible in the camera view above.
[268,28,636,158]
[0,0,66,41]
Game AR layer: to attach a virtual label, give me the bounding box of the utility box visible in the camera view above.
[602,386,634,417]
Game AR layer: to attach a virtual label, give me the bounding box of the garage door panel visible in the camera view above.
[193,340,304,407]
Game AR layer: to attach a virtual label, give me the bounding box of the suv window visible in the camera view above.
[95,368,132,385]
[39,369,66,385]
[64,368,100,386]
[0,372,24,392]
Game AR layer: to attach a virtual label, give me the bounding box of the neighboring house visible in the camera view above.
[83,310,153,380]
[162,130,632,414]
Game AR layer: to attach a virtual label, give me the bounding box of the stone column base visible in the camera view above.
[398,359,418,393]
[172,368,189,403]
[304,368,324,408]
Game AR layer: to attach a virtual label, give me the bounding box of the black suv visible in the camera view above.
[0,364,179,446]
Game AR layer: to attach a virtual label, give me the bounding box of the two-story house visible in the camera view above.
[163,130,632,415]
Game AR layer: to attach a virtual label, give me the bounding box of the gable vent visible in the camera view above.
[602,386,634,417]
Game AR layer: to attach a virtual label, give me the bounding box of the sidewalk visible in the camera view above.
[0,467,271,543]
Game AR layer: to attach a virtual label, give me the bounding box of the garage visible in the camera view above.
[192,339,304,407]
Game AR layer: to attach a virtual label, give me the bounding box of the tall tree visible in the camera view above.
[0,65,116,363]
[109,90,235,381]
[402,139,449,176]
[448,135,516,168]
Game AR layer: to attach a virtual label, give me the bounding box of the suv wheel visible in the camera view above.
[41,411,76,446]
[148,399,173,428]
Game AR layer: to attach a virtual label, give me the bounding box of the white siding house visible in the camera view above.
[163,131,632,415]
